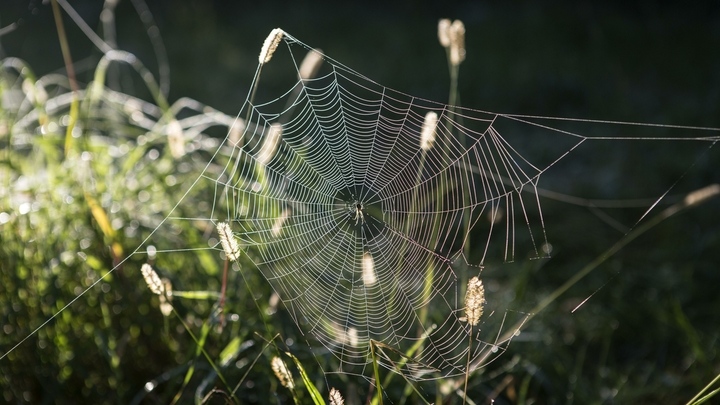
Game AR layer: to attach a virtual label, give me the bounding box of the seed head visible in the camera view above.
[228,119,246,146]
[271,356,295,389]
[257,123,283,166]
[272,208,291,237]
[217,222,241,261]
[259,28,284,64]
[684,184,720,208]
[347,327,359,347]
[141,263,164,295]
[166,119,185,159]
[329,388,345,405]
[420,111,438,151]
[465,276,485,326]
[438,19,452,48]
[159,278,173,316]
[362,252,376,286]
[335,326,359,347]
[299,49,324,80]
[449,20,466,66]
[22,78,48,105]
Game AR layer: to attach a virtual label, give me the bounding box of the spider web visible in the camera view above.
[160,32,718,380]
[4,28,718,385]
[201,33,553,380]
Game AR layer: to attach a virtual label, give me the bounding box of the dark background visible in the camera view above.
[1,1,719,404]
[4,1,720,124]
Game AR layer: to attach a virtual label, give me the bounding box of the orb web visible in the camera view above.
[5,27,717,385]
[202,33,547,380]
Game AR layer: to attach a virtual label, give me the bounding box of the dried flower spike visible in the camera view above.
[299,49,324,80]
[22,78,48,105]
[362,252,376,286]
[272,208,291,237]
[420,111,438,151]
[465,276,485,326]
[228,119,246,146]
[217,222,241,261]
[329,387,345,405]
[257,123,283,166]
[449,20,466,66]
[259,28,284,64]
[141,263,164,295]
[159,278,173,316]
[166,119,185,159]
[683,184,720,208]
[438,19,452,48]
[271,356,295,389]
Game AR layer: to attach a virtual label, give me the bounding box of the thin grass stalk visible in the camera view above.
[229,62,264,199]
[435,380,442,405]
[370,340,384,405]
[395,110,438,341]
[412,178,455,328]
[245,64,263,125]
[234,255,289,400]
[231,333,279,397]
[53,0,127,275]
[419,38,464,326]
[373,345,431,405]
[463,326,472,405]
[89,50,169,112]
[480,184,720,368]
[448,44,472,291]
[55,0,113,53]
[686,372,720,405]
[419,176,448,324]
[100,300,121,392]
[371,326,436,405]
[690,388,720,405]
[170,309,213,405]
[397,150,428,318]
[199,388,234,404]
[444,20,472,272]
[169,306,239,405]
[219,258,229,328]
[129,0,170,97]
[50,0,80,157]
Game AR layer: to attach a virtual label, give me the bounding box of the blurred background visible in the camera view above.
[1,1,719,404]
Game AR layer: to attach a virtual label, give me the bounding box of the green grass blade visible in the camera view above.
[172,291,221,300]
[286,352,326,405]
[686,373,720,405]
[690,387,720,405]
[370,341,384,405]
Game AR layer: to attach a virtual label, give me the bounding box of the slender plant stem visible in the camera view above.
[171,307,239,404]
[690,388,720,405]
[50,0,78,93]
[463,326,472,405]
[686,372,720,405]
[371,326,436,405]
[245,65,263,125]
[50,0,80,157]
[479,186,719,368]
[374,345,431,405]
[219,258,229,328]
[370,340,384,405]
[231,334,279,396]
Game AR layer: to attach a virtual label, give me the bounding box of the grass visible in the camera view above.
[1,2,720,405]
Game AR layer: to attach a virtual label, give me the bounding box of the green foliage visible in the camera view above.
[1,2,719,405]
[0,20,264,402]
